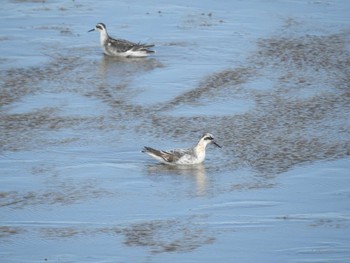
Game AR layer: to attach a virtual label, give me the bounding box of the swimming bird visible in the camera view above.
[142,133,221,165]
[88,23,155,58]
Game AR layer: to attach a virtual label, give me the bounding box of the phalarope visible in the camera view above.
[142,133,221,165]
[88,23,155,58]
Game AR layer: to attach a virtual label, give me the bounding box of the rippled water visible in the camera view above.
[1,0,350,262]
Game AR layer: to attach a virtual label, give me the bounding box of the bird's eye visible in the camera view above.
[205,136,213,140]
[96,25,102,30]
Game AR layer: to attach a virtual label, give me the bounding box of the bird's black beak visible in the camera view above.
[88,28,95,32]
[212,140,222,148]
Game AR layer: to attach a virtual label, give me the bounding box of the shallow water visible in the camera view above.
[1,0,350,262]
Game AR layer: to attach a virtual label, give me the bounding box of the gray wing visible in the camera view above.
[168,148,194,162]
[108,37,155,53]
[142,146,192,163]
[142,147,178,163]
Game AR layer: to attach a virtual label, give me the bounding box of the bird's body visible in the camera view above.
[142,133,221,165]
[89,23,155,58]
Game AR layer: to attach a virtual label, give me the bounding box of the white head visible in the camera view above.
[199,133,221,148]
[88,23,107,33]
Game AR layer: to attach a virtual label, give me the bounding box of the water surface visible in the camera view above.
[1,0,349,262]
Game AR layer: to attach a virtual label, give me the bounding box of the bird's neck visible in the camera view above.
[194,142,207,160]
[100,30,109,45]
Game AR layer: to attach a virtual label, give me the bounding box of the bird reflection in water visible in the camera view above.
[98,55,162,79]
[145,163,207,197]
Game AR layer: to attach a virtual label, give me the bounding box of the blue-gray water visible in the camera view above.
[1,1,349,262]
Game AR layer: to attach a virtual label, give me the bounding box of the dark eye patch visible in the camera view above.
[204,136,213,140]
[96,25,103,30]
